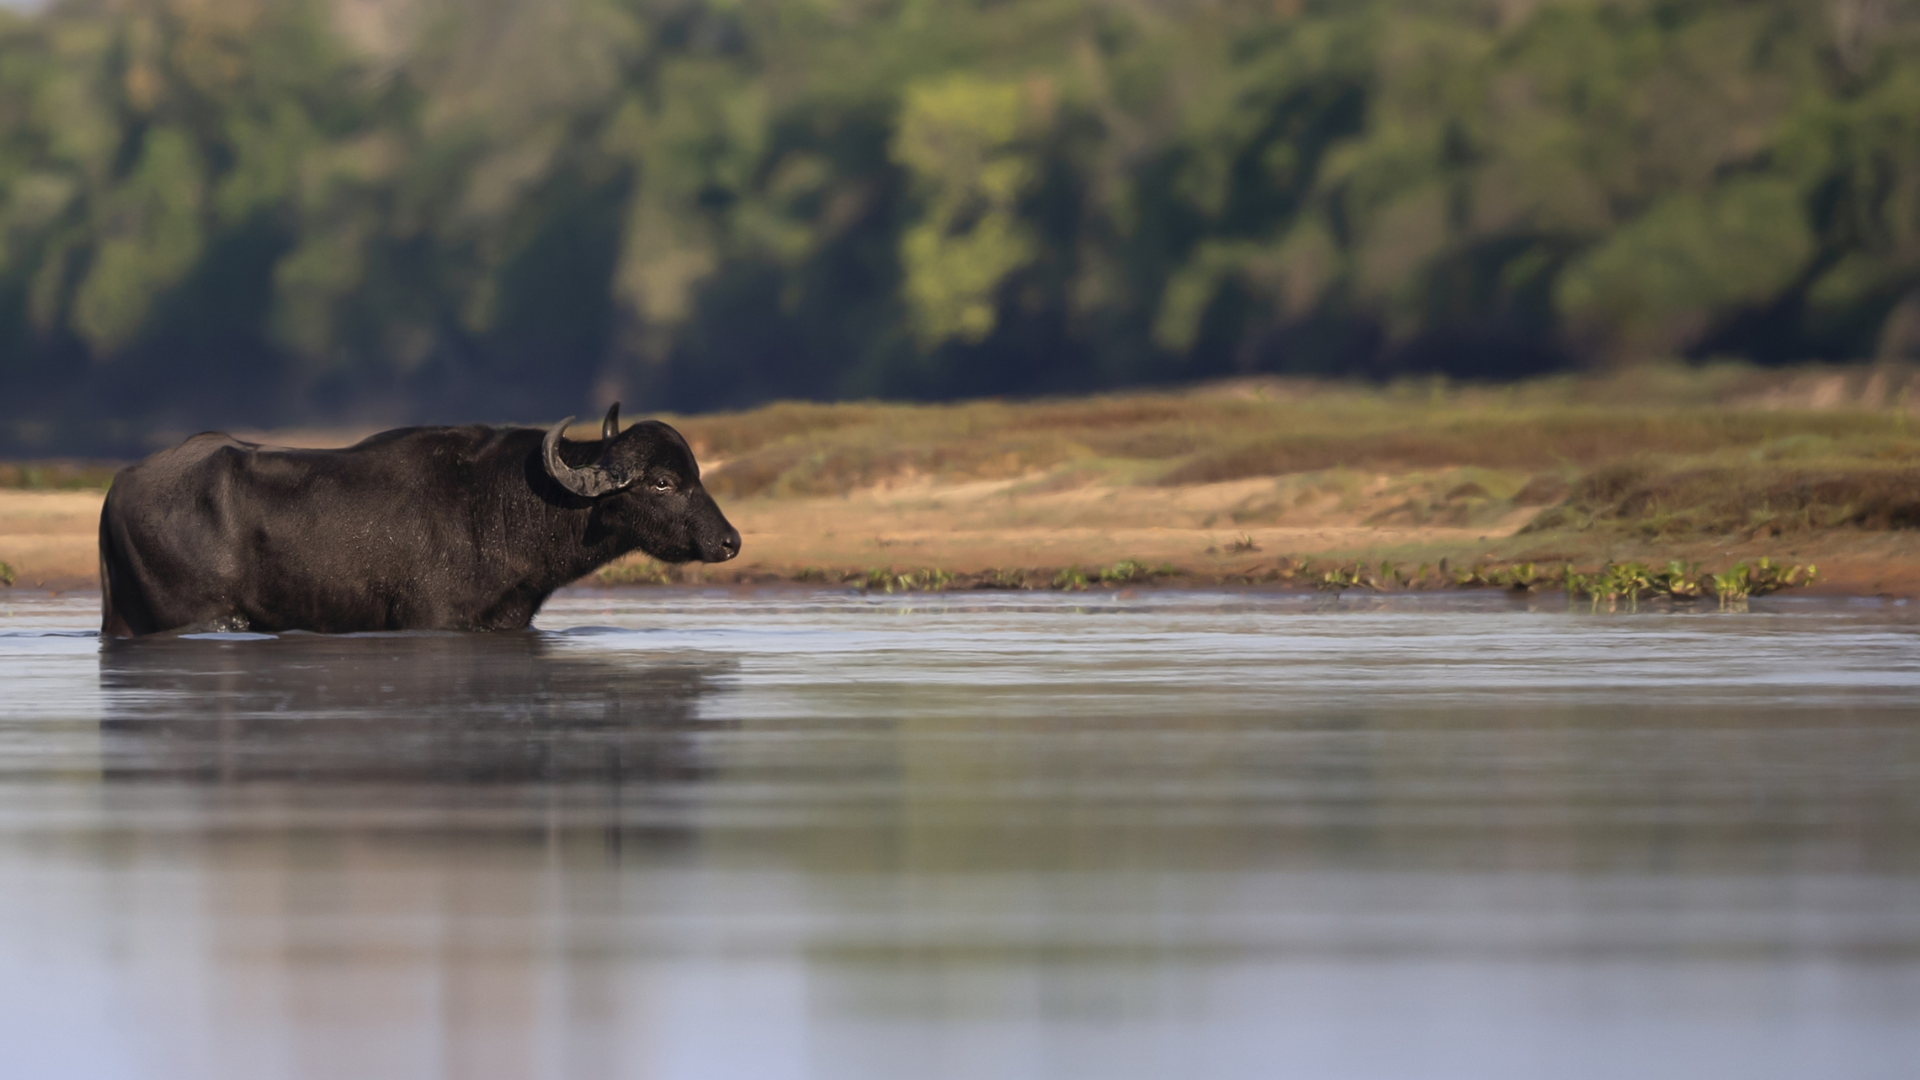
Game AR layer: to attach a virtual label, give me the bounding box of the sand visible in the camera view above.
[0,491,101,588]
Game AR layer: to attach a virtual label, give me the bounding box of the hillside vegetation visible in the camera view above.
[3,1,1920,452]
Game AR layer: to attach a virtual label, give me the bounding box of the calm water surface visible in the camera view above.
[1,588,1917,1080]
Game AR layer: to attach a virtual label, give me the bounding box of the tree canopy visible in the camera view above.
[2,0,1918,449]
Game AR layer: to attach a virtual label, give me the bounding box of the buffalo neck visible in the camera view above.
[526,486,634,595]
[464,435,643,604]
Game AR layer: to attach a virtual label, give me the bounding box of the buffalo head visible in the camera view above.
[543,403,741,564]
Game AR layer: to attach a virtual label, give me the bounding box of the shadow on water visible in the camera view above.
[96,632,733,786]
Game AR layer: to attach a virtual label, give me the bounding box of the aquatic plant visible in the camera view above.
[1449,563,1492,587]
[1709,558,1817,609]
[1305,554,1818,607]
[1552,558,1817,610]
[1314,561,1410,591]
[1711,564,1750,608]
[1660,561,1707,599]
[584,547,1819,605]
[836,561,1181,593]
[0,560,13,587]
[1051,567,1091,591]
[1099,560,1177,585]
[863,567,957,594]
[987,568,1028,589]
[1317,565,1359,591]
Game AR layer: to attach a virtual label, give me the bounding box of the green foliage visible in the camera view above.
[1557,558,1817,611]
[836,561,1169,592]
[1049,566,1090,591]
[0,560,13,587]
[3,0,1920,442]
[1557,180,1817,350]
[1097,559,1175,585]
[893,75,1042,347]
[70,127,208,350]
[1310,555,1816,608]
[864,567,957,594]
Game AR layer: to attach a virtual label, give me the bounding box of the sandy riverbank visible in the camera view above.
[7,368,1919,597]
[6,475,1916,598]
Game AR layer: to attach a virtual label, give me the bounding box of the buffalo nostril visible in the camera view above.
[721,529,741,560]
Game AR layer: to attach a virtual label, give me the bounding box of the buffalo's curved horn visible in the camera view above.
[543,417,632,498]
[601,401,621,441]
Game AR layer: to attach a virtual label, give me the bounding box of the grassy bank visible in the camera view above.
[665,364,1917,504]
[3,363,1916,594]
[647,362,1917,596]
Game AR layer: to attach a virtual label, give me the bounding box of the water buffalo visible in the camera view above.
[98,404,739,636]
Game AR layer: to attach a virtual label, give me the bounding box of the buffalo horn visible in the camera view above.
[602,401,621,441]
[542,417,631,498]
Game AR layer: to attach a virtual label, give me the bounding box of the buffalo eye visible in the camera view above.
[651,477,675,494]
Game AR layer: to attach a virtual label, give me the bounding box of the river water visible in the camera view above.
[0,588,1916,1080]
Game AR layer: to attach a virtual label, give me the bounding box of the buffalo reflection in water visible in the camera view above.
[97,632,731,787]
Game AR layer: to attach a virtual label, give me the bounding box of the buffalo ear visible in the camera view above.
[601,401,621,442]
[543,417,634,498]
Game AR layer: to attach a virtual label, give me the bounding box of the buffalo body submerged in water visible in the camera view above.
[98,405,739,637]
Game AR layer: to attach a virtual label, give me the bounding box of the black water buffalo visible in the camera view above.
[98,404,739,637]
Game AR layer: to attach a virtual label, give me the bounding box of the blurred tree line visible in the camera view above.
[2,0,1918,448]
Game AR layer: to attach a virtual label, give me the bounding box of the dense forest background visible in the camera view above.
[2,0,1919,451]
